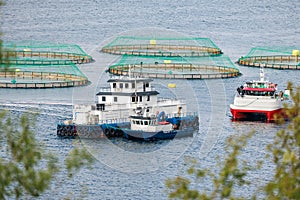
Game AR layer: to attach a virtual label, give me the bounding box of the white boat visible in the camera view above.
[57,73,198,138]
[230,67,289,121]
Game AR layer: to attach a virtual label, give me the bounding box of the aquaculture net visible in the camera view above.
[2,41,93,64]
[238,46,300,69]
[0,41,91,88]
[108,55,240,79]
[101,36,222,57]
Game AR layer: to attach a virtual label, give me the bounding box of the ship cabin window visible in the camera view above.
[132,96,137,102]
[145,82,149,87]
[102,96,106,102]
[125,83,129,88]
[132,120,149,126]
[113,83,117,88]
[120,83,123,88]
[147,95,150,101]
[114,97,118,102]
[96,104,105,111]
[139,96,142,102]
[244,90,275,96]
[132,82,135,88]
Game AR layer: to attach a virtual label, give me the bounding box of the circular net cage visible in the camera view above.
[238,46,300,70]
[0,41,91,88]
[101,36,222,57]
[108,55,240,79]
[0,63,89,88]
[1,41,93,65]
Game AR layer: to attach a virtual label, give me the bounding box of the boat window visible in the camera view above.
[96,104,105,111]
[139,96,142,102]
[136,121,140,125]
[114,97,117,102]
[144,121,148,125]
[125,83,129,88]
[113,83,116,88]
[132,120,136,124]
[244,90,275,96]
[132,96,137,102]
[102,96,106,102]
[132,82,135,88]
[141,121,143,125]
[120,83,123,88]
[145,83,149,87]
[147,95,150,101]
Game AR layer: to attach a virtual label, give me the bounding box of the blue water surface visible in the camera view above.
[1,0,300,199]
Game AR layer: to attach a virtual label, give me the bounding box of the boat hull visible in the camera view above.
[57,115,199,139]
[230,106,282,121]
[122,127,194,141]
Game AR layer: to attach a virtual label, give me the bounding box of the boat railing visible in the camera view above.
[99,118,130,125]
[157,98,186,105]
[98,87,111,92]
[166,111,198,118]
[73,104,94,111]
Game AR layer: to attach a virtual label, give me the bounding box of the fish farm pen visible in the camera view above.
[101,36,222,57]
[0,41,92,88]
[238,47,300,70]
[107,55,240,79]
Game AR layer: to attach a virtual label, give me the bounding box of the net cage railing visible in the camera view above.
[0,41,92,88]
[0,63,89,88]
[2,41,93,64]
[107,55,240,79]
[238,47,300,69]
[101,36,222,57]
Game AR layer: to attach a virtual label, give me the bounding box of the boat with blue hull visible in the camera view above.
[121,106,196,141]
[57,73,199,139]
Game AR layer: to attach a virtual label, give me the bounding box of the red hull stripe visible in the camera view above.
[230,108,282,120]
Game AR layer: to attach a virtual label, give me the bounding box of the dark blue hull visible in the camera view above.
[57,115,199,140]
[122,127,194,141]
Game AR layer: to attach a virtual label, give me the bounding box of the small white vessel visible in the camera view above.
[121,106,194,141]
[230,67,288,121]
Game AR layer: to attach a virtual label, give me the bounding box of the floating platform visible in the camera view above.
[101,36,222,57]
[238,47,300,69]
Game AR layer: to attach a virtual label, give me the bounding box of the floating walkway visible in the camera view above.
[238,47,300,69]
[0,41,92,88]
[0,64,89,88]
[101,36,222,57]
[107,55,240,79]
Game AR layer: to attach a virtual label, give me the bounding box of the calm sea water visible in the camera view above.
[1,0,300,199]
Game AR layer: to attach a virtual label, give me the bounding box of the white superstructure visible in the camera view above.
[72,76,186,125]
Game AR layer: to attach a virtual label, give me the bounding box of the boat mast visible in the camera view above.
[260,66,264,82]
[128,64,132,78]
